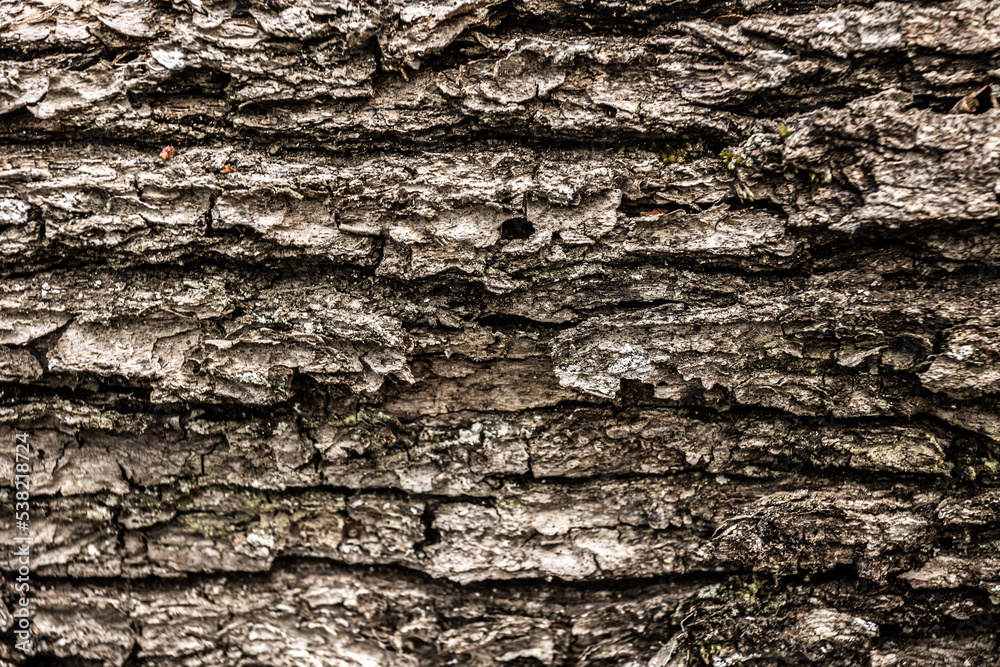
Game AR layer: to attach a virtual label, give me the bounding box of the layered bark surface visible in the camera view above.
[2,0,1000,665]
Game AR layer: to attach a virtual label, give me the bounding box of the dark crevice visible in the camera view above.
[413,504,441,556]
[473,313,570,329]
[500,217,534,240]
[204,191,218,236]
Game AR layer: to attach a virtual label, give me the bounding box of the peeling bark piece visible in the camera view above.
[0,345,42,381]
[48,315,200,380]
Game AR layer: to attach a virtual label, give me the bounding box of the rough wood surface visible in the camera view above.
[2,0,1000,665]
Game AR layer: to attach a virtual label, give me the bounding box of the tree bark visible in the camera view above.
[1,0,1000,665]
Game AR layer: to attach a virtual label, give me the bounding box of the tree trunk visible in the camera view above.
[2,0,1000,665]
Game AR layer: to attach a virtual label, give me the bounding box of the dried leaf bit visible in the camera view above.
[949,85,1000,115]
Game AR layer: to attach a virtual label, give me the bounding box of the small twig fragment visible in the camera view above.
[713,14,748,26]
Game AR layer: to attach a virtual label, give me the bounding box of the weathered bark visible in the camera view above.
[2,0,1000,665]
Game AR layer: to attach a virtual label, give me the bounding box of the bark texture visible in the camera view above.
[2,0,1000,665]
